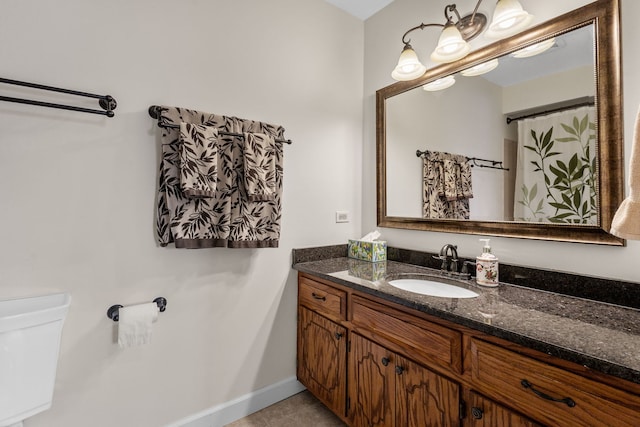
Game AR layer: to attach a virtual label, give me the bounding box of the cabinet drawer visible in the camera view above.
[299,276,347,320]
[350,295,462,373]
[470,338,640,427]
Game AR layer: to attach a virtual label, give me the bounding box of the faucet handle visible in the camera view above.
[461,260,476,276]
[432,255,447,270]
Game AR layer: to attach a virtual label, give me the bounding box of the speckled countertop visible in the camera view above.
[292,247,640,385]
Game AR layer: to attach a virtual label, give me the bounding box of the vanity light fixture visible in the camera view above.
[511,37,556,58]
[485,0,534,39]
[391,0,533,81]
[423,75,456,91]
[460,58,499,76]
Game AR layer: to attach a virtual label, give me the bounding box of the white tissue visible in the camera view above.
[360,230,381,242]
[117,302,159,348]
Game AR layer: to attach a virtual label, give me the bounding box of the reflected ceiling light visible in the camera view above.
[423,76,456,91]
[461,58,499,76]
[512,37,556,58]
[391,1,532,82]
[485,0,534,39]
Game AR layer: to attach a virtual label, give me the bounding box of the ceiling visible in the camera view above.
[323,0,394,20]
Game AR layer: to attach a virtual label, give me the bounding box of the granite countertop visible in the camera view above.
[292,255,640,386]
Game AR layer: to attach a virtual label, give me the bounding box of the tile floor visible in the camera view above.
[225,390,347,427]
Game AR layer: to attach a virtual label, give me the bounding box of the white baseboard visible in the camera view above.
[165,377,306,427]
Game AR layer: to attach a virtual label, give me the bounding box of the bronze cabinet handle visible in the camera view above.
[311,293,326,301]
[395,365,405,375]
[381,357,390,366]
[334,332,344,340]
[471,407,483,420]
[521,379,576,407]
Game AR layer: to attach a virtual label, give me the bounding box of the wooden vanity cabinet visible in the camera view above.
[297,276,348,420]
[297,306,347,418]
[296,272,640,427]
[349,333,460,426]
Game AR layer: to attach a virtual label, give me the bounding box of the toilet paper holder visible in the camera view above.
[107,297,167,322]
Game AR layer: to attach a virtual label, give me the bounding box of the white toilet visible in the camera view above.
[0,293,71,427]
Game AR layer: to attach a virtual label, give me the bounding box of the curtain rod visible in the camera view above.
[148,105,292,145]
[506,100,594,124]
[416,149,509,171]
[0,77,117,117]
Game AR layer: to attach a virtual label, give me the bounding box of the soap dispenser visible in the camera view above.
[476,239,499,287]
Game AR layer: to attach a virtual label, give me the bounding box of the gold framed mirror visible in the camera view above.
[376,0,624,245]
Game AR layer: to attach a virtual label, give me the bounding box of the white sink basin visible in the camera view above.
[388,279,479,298]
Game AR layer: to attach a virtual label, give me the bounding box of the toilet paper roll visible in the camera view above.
[117,302,159,348]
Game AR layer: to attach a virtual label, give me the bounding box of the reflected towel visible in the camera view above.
[459,156,473,199]
[611,106,640,239]
[243,132,276,202]
[443,155,473,201]
[179,123,219,198]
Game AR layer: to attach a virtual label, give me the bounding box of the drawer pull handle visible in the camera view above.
[381,357,390,366]
[521,379,576,407]
[311,293,326,301]
[471,407,483,420]
[395,365,405,375]
[335,332,344,340]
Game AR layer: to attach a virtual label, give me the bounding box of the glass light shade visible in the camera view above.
[430,24,471,63]
[485,0,533,39]
[512,38,556,58]
[423,76,456,91]
[461,59,499,76]
[391,45,427,81]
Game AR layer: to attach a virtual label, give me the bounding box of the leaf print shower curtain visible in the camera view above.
[513,106,597,224]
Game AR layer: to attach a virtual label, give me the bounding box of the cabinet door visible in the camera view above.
[467,391,542,427]
[350,333,395,427]
[395,354,460,427]
[297,307,347,417]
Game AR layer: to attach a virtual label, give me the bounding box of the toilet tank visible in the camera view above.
[0,293,71,427]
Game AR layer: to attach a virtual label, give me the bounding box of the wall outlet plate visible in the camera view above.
[336,211,350,223]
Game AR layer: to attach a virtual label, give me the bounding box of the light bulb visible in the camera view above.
[392,44,427,81]
[485,0,533,39]
[430,23,471,63]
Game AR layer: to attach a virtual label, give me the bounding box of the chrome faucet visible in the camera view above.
[433,244,473,279]
[435,244,459,273]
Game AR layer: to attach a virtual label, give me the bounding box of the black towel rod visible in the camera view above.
[0,77,117,117]
[416,149,509,171]
[148,105,292,145]
[107,297,167,322]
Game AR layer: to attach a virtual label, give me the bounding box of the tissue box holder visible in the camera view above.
[348,239,387,262]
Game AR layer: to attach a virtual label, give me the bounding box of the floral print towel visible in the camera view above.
[179,123,219,198]
[243,132,276,202]
[155,106,285,248]
[422,151,472,219]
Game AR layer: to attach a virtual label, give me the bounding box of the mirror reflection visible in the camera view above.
[385,25,596,224]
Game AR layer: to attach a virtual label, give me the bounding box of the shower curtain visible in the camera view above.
[513,105,597,224]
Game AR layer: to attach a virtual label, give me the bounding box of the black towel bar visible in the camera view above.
[0,77,117,117]
[148,105,292,145]
[107,297,167,322]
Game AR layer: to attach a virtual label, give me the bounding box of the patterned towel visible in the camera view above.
[154,105,285,248]
[444,155,473,201]
[422,151,470,219]
[179,123,219,198]
[243,132,276,202]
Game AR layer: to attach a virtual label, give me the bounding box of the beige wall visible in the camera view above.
[0,1,363,426]
[364,0,640,282]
